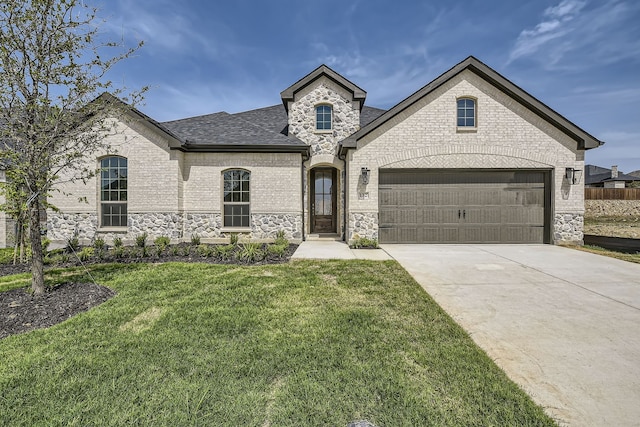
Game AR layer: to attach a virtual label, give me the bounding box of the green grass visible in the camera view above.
[571,245,640,264]
[0,247,15,264]
[0,261,555,426]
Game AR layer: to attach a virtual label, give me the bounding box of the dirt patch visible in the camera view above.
[119,306,163,334]
[0,282,116,340]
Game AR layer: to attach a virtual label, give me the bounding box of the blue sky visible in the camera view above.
[97,0,640,172]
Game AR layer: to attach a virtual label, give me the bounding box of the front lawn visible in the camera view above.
[0,261,555,426]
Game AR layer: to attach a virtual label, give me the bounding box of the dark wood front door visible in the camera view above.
[311,168,337,233]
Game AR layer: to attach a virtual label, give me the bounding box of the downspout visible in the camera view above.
[301,154,306,242]
[338,147,348,243]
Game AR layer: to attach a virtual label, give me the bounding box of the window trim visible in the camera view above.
[222,168,251,230]
[315,104,333,133]
[98,155,128,229]
[456,96,477,132]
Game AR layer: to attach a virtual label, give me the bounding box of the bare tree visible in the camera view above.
[0,0,144,294]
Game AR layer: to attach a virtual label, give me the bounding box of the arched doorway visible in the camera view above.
[310,168,337,233]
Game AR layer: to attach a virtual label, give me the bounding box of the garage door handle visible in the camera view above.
[458,209,461,219]
[458,209,466,219]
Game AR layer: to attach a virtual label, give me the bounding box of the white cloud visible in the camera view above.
[507,0,640,69]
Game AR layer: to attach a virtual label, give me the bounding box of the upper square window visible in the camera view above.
[99,156,127,228]
[457,98,476,127]
[316,105,332,131]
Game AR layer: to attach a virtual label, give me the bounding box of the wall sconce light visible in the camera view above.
[361,167,370,185]
[565,167,582,185]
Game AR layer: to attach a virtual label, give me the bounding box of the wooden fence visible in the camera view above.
[585,188,640,200]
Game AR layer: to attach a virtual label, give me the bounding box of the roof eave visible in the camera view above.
[280,64,367,112]
[171,143,310,158]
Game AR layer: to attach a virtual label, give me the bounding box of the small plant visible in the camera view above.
[214,244,235,260]
[66,234,80,252]
[274,230,288,246]
[197,244,213,257]
[351,236,379,249]
[113,246,125,259]
[113,236,123,248]
[239,242,263,262]
[93,237,106,251]
[267,243,287,257]
[170,246,180,256]
[135,232,148,248]
[190,234,201,246]
[77,247,95,262]
[229,233,239,246]
[154,236,171,253]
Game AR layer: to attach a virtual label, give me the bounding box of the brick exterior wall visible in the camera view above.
[347,70,585,244]
[46,119,305,244]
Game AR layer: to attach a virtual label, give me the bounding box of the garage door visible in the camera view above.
[379,170,550,244]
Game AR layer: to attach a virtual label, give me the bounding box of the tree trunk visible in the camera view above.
[28,201,45,295]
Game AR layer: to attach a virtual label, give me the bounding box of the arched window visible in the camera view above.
[457,98,476,127]
[316,105,332,130]
[223,169,250,228]
[100,156,127,227]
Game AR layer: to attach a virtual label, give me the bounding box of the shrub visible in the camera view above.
[77,247,95,262]
[113,246,125,259]
[229,233,239,246]
[351,236,379,249]
[66,234,80,252]
[274,230,288,246]
[239,242,263,262]
[113,237,123,248]
[170,246,179,256]
[267,243,287,257]
[214,244,235,260]
[135,232,148,248]
[197,244,213,257]
[190,234,201,246]
[93,237,106,251]
[154,236,171,253]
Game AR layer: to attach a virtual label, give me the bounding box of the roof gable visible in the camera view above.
[340,56,604,152]
[280,64,367,112]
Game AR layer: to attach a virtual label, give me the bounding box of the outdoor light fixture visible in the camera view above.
[361,167,371,185]
[565,167,583,185]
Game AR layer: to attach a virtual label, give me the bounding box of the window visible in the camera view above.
[457,98,476,127]
[316,105,332,130]
[100,156,127,227]
[223,169,250,228]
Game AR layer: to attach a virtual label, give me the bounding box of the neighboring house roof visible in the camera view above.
[339,56,605,155]
[584,164,640,185]
[280,64,367,112]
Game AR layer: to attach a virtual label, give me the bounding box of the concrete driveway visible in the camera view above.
[381,244,640,427]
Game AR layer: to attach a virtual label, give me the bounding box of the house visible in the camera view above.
[1,56,604,247]
[584,164,640,188]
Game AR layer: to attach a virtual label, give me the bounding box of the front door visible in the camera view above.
[311,168,337,233]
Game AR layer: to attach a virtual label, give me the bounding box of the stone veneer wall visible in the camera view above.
[553,213,583,244]
[349,212,378,242]
[287,79,360,157]
[48,212,303,244]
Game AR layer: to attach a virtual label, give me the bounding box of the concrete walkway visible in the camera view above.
[291,240,392,261]
[382,244,640,427]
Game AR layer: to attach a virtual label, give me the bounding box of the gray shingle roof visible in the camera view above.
[162,104,386,151]
[162,109,307,150]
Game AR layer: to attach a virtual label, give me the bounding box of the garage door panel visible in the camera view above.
[379,169,549,244]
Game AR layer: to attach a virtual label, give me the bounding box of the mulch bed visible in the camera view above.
[0,282,116,340]
[0,243,298,340]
